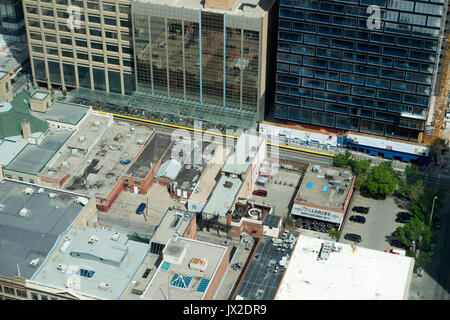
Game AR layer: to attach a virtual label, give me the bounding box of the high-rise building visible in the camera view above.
[0,0,26,42]
[23,0,135,95]
[274,0,448,141]
[130,0,278,125]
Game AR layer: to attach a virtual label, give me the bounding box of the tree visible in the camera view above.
[328,229,340,240]
[350,159,371,176]
[284,215,296,231]
[414,251,432,274]
[408,180,425,204]
[394,216,425,247]
[405,164,418,179]
[333,151,352,168]
[365,162,399,198]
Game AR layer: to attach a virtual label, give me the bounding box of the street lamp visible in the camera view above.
[430,196,438,225]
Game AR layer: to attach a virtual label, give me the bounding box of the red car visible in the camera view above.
[253,189,267,197]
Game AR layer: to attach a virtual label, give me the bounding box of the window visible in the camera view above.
[31,292,38,300]
[41,295,48,300]
[78,269,96,278]
[4,287,15,295]
[17,290,27,298]
[104,17,117,26]
[142,268,151,279]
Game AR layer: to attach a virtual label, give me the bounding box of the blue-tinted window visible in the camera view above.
[276,84,289,94]
[302,78,325,89]
[416,85,430,96]
[423,40,437,51]
[311,111,335,126]
[344,29,369,40]
[380,68,404,80]
[384,22,410,35]
[277,74,299,85]
[306,12,331,23]
[331,39,354,50]
[319,2,345,13]
[332,15,356,27]
[328,61,352,72]
[352,86,376,98]
[339,95,362,106]
[399,13,426,26]
[280,8,304,20]
[342,51,366,63]
[315,70,339,81]
[303,57,327,68]
[276,94,299,106]
[356,42,380,54]
[346,5,369,17]
[317,48,340,59]
[405,72,432,85]
[290,87,313,98]
[327,82,350,94]
[420,63,434,74]
[325,103,348,114]
[290,65,313,77]
[314,90,337,102]
[354,65,378,76]
[391,81,416,93]
[279,20,292,30]
[301,99,324,110]
[292,21,316,33]
[366,77,390,89]
[394,60,419,72]
[409,50,435,62]
[318,25,343,37]
[278,41,290,52]
[288,107,311,122]
[294,0,318,10]
[377,90,402,102]
[363,99,388,110]
[374,112,397,122]
[397,36,422,49]
[340,73,364,85]
[411,26,439,38]
[402,94,429,106]
[382,46,407,58]
[370,33,396,44]
[275,104,287,119]
[304,34,329,46]
[277,63,290,73]
[279,31,303,43]
[335,115,360,130]
[278,52,302,64]
[367,56,392,67]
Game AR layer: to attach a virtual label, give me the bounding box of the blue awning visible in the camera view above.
[369,151,378,156]
[384,154,394,159]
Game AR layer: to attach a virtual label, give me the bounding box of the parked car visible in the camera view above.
[396,212,412,219]
[349,215,366,224]
[395,216,411,223]
[344,233,362,243]
[136,202,146,215]
[352,206,369,214]
[252,189,267,197]
[391,239,407,249]
[433,217,441,229]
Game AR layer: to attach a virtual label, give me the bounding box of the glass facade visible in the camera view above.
[275,0,444,140]
[133,9,263,115]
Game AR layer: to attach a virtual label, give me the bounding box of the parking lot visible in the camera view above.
[340,191,406,252]
[249,168,303,219]
[98,182,185,235]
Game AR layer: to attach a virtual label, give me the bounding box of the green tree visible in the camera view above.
[366,162,399,197]
[415,251,432,274]
[328,229,340,240]
[397,179,409,197]
[408,180,425,204]
[405,164,419,179]
[394,216,425,247]
[350,159,371,176]
[332,151,352,168]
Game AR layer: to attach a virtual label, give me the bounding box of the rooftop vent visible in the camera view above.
[78,136,86,143]
[224,181,233,188]
[99,282,110,290]
[30,258,39,266]
[57,264,67,272]
[312,165,321,173]
[88,235,99,244]
[111,232,120,241]
[75,196,89,206]
[19,208,31,217]
[23,187,34,195]
[48,193,57,198]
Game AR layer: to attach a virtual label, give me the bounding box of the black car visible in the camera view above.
[349,215,366,224]
[352,206,369,214]
[396,212,412,219]
[395,216,411,223]
[433,217,441,229]
[344,233,362,243]
[391,239,407,249]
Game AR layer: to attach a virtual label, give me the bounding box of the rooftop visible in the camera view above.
[0,90,49,139]
[188,145,230,204]
[132,0,275,18]
[294,164,354,212]
[0,179,93,279]
[39,102,90,126]
[222,133,265,176]
[64,121,154,198]
[31,227,149,300]
[231,200,273,223]
[5,129,73,176]
[275,235,414,300]
[234,233,298,300]
[125,133,172,180]
[151,209,195,246]
[202,174,243,217]
[39,113,113,183]
[0,136,28,167]
[30,91,49,101]
[154,159,182,181]
[142,237,228,300]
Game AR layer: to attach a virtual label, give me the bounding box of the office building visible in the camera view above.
[274,0,448,141]
[129,0,278,126]
[0,0,26,42]
[23,0,135,95]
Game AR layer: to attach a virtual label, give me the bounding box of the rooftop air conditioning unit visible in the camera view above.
[111,232,120,241]
[37,188,44,194]
[30,258,39,266]
[23,187,34,195]
[48,193,56,199]
[57,264,67,272]
[19,208,31,217]
[78,136,86,143]
[75,196,89,206]
[88,235,99,244]
[99,282,110,290]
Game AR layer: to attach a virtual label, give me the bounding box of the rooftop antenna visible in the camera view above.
[17,264,21,276]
